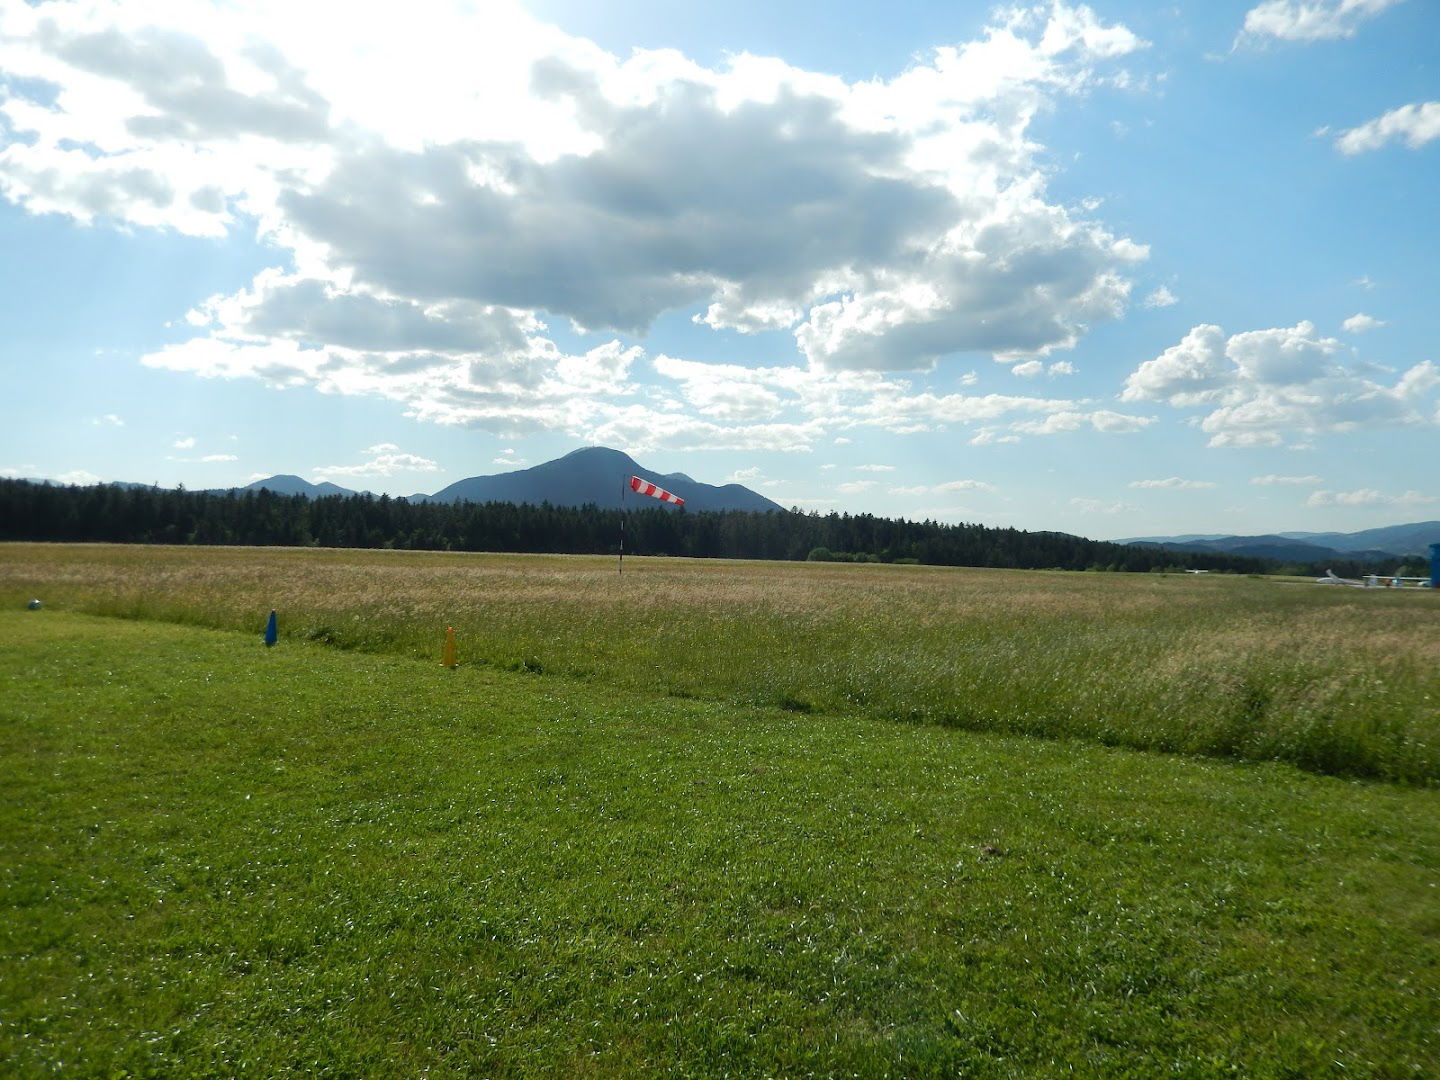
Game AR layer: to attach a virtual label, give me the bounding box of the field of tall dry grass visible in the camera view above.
[4,543,1437,781]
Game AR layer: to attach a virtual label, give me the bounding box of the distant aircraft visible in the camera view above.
[1317,569,1432,588]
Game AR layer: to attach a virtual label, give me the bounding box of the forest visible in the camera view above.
[0,478,1294,574]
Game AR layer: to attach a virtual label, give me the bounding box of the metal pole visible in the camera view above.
[619,477,625,575]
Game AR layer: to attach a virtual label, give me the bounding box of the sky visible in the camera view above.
[1,0,1437,540]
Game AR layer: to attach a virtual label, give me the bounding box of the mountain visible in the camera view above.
[1126,536,1385,563]
[1114,533,1232,544]
[1119,521,1440,562]
[1274,521,1440,556]
[419,447,784,512]
[238,475,359,498]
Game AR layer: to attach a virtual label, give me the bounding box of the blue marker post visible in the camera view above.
[1429,543,1440,590]
[264,609,278,646]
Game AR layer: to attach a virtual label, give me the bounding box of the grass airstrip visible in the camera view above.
[1,544,1438,1075]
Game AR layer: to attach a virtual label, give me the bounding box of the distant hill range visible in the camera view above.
[236,447,784,513]
[1116,521,1440,561]
[230,474,359,498]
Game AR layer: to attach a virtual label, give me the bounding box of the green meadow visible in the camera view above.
[3,543,1438,781]
[2,545,1439,1075]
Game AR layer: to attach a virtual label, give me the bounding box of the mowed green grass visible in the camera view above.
[2,543,1438,781]
[2,611,1438,1077]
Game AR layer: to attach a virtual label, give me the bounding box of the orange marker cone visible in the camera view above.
[442,626,457,669]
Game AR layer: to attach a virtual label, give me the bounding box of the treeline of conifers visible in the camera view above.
[0,478,1283,574]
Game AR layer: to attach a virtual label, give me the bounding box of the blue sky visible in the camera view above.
[1,0,1436,538]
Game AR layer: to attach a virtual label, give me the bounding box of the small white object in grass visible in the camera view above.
[27,599,41,610]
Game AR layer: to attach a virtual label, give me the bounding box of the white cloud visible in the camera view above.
[1,464,38,478]
[90,413,124,426]
[1307,488,1437,507]
[586,407,825,454]
[313,445,441,479]
[968,428,1021,445]
[1011,409,1154,436]
[854,464,895,472]
[1239,0,1403,44]
[1069,497,1135,514]
[643,352,1115,448]
[57,469,102,485]
[883,478,996,496]
[1122,321,1439,447]
[1142,285,1177,308]
[1012,360,1045,379]
[1,0,1157,447]
[1090,410,1155,433]
[1121,324,1233,406]
[1342,312,1385,333]
[1251,474,1323,484]
[199,453,237,462]
[836,480,877,494]
[173,436,196,449]
[935,479,995,493]
[1334,102,1440,155]
[1128,477,1217,490]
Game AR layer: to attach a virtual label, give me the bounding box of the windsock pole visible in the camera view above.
[618,477,625,576]
[442,626,457,668]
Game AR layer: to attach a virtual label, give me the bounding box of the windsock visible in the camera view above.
[629,475,684,506]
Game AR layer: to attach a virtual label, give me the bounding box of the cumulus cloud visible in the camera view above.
[1239,0,1403,44]
[1128,477,1217,489]
[312,443,440,479]
[0,0,1157,451]
[1122,321,1439,447]
[1307,488,1437,507]
[1251,474,1323,484]
[199,453,237,462]
[1333,102,1440,154]
[1342,312,1385,332]
[173,436,196,449]
[1142,285,1178,308]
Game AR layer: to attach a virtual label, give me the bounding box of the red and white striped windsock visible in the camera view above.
[629,475,684,506]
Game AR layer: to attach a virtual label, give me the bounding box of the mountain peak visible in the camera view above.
[424,447,782,512]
